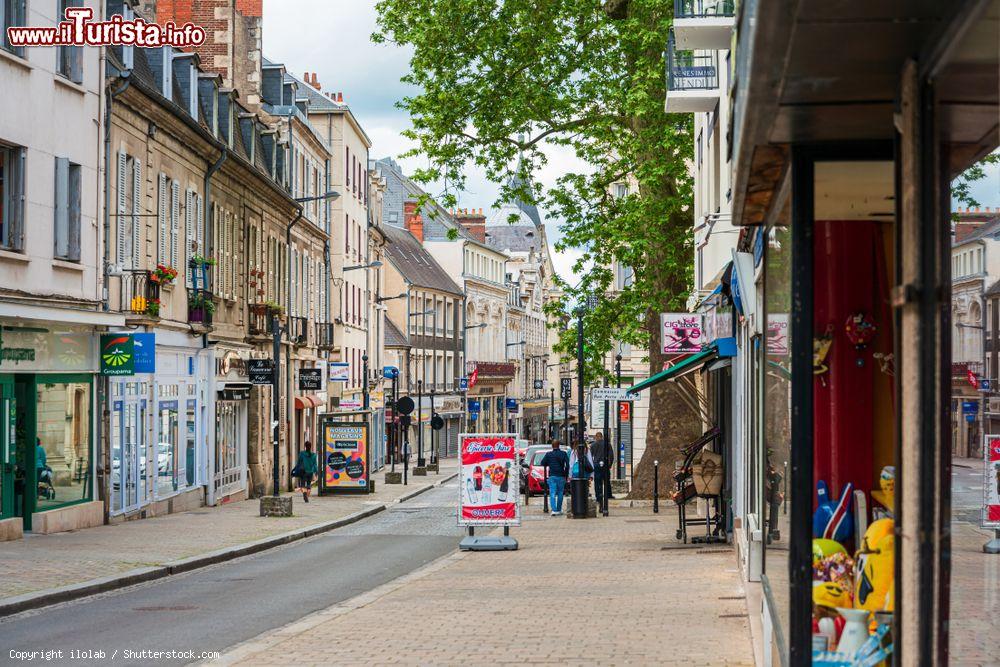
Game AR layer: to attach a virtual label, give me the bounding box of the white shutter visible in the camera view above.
[224,211,231,299]
[291,248,298,316]
[131,159,142,269]
[196,194,204,254]
[212,204,220,291]
[158,173,168,265]
[170,180,180,268]
[54,157,69,258]
[185,189,194,286]
[116,152,127,266]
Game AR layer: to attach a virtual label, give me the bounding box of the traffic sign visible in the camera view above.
[459,377,469,391]
[591,387,631,402]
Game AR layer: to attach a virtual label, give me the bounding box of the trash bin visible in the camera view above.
[570,478,589,518]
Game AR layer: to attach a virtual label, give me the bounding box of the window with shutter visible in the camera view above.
[212,203,220,291]
[132,159,142,269]
[185,189,194,286]
[224,210,232,299]
[53,157,69,259]
[115,151,127,263]
[196,194,204,254]
[158,174,168,266]
[170,179,180,268]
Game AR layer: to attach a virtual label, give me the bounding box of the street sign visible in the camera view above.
[962,400,979,415]
[396,395,415,415]
[560,378,572,399]
[591,387,631,402]
[298,368,323,390]
[248,359,274,385]
[459,377,469,391]
[505,398,519,413]
[982,378,992,392]
[329,362,350,382]
[431,413,445,430]
[533,379,544,390]
[468,399,481,413]
[100,334,135,376]
[591,401,606,430]
[618,401,632,422]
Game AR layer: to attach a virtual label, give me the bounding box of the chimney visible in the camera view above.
[404,200,423,241]
[337,92,344,103]
[311,73,321,90]
[455,207,487,243]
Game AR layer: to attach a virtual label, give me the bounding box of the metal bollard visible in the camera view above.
[653,459,659,514]
[524,467,529,506]
[543,467,549,513]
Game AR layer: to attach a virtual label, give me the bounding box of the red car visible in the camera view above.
[521,447,551,495]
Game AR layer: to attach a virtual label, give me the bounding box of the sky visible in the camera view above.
[261,0,585,282]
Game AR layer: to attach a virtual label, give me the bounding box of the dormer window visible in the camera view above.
[122,5,134,69]
[161,46,173,99]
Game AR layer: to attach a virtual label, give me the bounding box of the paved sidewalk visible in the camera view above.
[216,503,755,666]
[0,461,457,607]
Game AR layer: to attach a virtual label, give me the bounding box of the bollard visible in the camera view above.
[524,467,529,506]
[653,459,659,514]
[543,467,549,513]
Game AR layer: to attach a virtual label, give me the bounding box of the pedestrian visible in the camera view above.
[540,439,570,516]
[293,441,318,503]
[591,432,614,508]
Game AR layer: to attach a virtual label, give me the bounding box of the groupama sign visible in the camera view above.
[99,334,134,375]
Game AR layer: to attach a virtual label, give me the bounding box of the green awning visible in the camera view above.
[628,347,717,394]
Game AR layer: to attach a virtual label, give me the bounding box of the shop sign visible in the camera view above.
[468,399,481,413]
[984,435,1000,526]
[661,313,703,355]
[337,398,363,411]
[968,369,979,389]
[560,378,572,399]
[132,333,155,373]
[383,365,399,380]
[99,334,135,375]
[982,379,992,392]
[505,398,518,413]
[459,376,469,391]
[216,350,248,379]
[962,400,979,415]
[322,420,369,493]
[298,368,323,391]
[0,328,94,371]
[618,401,632,423]
[533,379,544,390]
[248,359,275,385]
[329,362,350,382]
[767,314,790,355]
[219,386,250,401]
[458,433,520,526]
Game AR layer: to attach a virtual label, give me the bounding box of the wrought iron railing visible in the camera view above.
[289,316,309,346]
[187,289,215,326]
[315,322,335,349]
[666,33,718,91]
[674,0,735,19]
[249,304,272,336]
[121,270,161,317]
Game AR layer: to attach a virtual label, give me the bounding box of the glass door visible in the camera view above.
[112,395,148,514]
[0,376,14,520]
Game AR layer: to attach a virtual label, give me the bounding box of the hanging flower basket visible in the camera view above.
[151,264,178,286]
[144,299,161,317]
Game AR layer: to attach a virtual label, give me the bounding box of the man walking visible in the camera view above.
[591,432,614,511]
[540,440,570,516]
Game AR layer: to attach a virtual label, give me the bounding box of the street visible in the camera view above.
[1,483,463,666]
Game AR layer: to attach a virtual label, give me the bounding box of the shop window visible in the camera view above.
[35,380,92,512]
[185,399,196,488]
[157,400,179,497]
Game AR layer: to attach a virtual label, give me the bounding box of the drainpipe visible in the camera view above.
[202,147,227,507]
[286,206,304,477]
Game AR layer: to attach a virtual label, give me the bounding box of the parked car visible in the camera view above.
[520,446,551,496]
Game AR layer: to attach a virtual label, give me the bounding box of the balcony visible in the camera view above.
[249,303,281,338]
[664,32,719,113]
[121,270,161,323]
[315,322,336,350]
[289,316,309,346]
[187,288,215,330]
[673,0,735,51]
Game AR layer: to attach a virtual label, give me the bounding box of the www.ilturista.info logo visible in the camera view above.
[6,7,205,49]
[102,336,132,369]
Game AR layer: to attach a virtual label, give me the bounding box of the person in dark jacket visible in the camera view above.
[295,441,318,503]
[591,432,614,508]
[540,440,570,515]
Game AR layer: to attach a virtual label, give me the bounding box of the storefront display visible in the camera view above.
[320,420,370,494]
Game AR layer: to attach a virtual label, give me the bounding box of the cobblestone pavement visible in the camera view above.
[0,462,457,601]
[216,502,755,667]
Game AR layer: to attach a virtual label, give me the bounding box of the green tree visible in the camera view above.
[374,0,698,496]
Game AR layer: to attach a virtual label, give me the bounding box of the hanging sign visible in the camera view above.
[298,368,323,390]
[661,313,703,355]
[505,398,519,413]
[968,369,979,389]
[321,420,370,494]
[467,399,481,413]
[458,433,520,526]
[984,435,1000,526]
[248,359,274,385]
[560,378,572,399]
[100,334,135,375]
[459,376,469,391]
[329,362,350,383]
[533,379,544,390]
[132,333,156,373]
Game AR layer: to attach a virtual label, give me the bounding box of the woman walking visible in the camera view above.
[294,441,318,503]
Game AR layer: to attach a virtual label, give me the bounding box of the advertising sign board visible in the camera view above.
[298,368,323,390]
[248,359,274,385]
[329,362,350,382]
[321,420,369,494]
[99,334,135,375]
[458,433,520,526]
[984,435,1000,526]
[661,313,703,354]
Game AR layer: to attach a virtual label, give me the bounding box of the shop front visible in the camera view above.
[108,330,213,520]
[0,322,104,536]
[214,347,251,503]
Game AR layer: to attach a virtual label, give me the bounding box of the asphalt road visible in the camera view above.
[2,482,462,666]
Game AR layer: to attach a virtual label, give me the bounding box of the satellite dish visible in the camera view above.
[431,413,444,431]
[396,395,415,415]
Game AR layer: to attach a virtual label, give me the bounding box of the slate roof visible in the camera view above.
[382,224,463,296]
[384,318,410,347]
[955,214,1000,245]
[485,173,543,229]
[484,224,543,254]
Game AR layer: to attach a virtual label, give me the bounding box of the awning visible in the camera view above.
[629,339,737,394]
[294,394,324,410]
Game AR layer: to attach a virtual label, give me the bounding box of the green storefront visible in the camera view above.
[0,324,98,533]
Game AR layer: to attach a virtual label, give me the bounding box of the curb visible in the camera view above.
[0,473,457,619]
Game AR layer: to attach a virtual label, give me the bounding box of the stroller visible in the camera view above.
[37,465,55,500]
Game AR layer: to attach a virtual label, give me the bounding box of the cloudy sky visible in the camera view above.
[262,0,585,281]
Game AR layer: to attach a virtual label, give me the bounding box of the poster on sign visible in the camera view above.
[660,313,703,355]
[320,419,370,494]
[459,433,520,526]
[767,314,790,355]
[984,435,1000,527]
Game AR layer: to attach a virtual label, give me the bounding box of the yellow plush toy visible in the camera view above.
[855,519,895,612]
[814,581,852,610]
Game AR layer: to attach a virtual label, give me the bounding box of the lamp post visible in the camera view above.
[430,387,437,468]
[271,313,283,497]
[615,352,623,479]
[550,387,555,442]
[417,379,424,468]
[390,372,398,471]
[571,304,589,518]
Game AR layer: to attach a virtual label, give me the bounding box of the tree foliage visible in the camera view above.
[952,152,1000,216]
[373,0,693,381]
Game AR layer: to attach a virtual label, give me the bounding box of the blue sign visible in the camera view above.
[459,377,469,391]
[470,412,478,422]
[982,379,992,392]
[467,400,481,413]
[966,413,976,423]
[132,333,155,373]
[962,400,979,415]
[505,398,518,412]
[383,365,399,380]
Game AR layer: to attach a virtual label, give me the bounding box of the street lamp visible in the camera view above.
[464,322,488,330]
[344,261,383,272]
[615,352,623,479]
[550,387,555,442]
[417,379,425,468]
[377,292,407,303]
